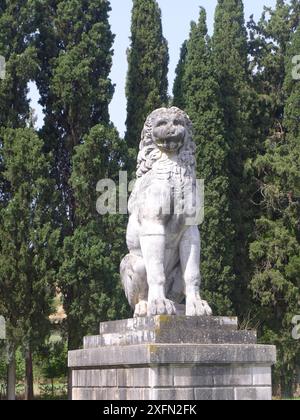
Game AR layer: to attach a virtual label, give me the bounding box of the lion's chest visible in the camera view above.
[133,162,195,227]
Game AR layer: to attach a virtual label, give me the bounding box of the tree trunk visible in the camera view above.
[281,374,294,400]
[24,347,34,400]
[7,343,16,401]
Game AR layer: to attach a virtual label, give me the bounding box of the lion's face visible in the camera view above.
[152,110,186,153]
[137,107,195,178]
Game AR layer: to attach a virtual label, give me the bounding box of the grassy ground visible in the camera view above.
[0,380,67,400]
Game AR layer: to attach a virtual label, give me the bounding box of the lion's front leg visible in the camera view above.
[180,226,212,317]
[140,220,176,317]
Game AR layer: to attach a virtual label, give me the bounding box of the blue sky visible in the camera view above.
[30,0,277,135]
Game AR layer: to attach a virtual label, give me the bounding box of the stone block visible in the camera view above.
[150,388,195,401]
[174,366,214,387]
[194,388,235,400]
[234,387,272,401]
[252,366,272,386]
[117,366,174,388]
[213,366,253,386]
[72,369,117,388]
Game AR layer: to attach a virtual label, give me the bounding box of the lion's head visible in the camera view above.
[136,107,196,178]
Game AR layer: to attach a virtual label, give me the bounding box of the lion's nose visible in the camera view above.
[166,125,175,136]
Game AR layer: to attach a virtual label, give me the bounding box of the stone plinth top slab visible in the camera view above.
[69,344,277,369]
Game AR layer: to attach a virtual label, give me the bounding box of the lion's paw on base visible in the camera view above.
[186,297,213,317]
[147,298,177,316]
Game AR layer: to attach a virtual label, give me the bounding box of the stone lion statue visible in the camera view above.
[120,107,212,318]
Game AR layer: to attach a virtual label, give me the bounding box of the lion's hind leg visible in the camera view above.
[120,254,148,317]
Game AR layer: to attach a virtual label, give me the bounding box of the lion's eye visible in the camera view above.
[156,120,167,127]
[173,119,182,126]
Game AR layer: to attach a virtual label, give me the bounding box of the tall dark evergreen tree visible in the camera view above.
[173,9,235,314]
[35,0,115,233]
[0,0,44,400]
[59,124,129,348]
[0,1,37,129]
[125,0,169,155]
[248,0,300,149]
[0,128,60,401]
[248,0,300,398]
[35,0,127,352]
[212,0,254,315]
[173,40,187,110]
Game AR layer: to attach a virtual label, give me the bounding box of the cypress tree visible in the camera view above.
[125,0,169,154]
[249,9,300,398]
[212,0,254,315]
[59,124,129,347]
[0,0,37,129]
[247,0,300,155]
[173,9,234,314]
[35,0,126,352]
[0,0,38,210]
[0,0,42,400]
[35,0,115,230]
[173,40,187,110]
[0,128,60,400]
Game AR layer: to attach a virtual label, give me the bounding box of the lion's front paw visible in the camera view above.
[148,298,176,317]
[134,300,148,318]
[186,295,212,317]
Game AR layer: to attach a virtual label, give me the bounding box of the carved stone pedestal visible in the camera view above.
[68,316,276,401]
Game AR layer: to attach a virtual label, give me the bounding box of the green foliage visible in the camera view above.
[34,0,127,350]
[59,125,129,346]
[248,1,300,397]
[0,128,60,350]
[39,340,68,381]
[212,0,256,314]
[35,0,115,231]
[71,125,126,222]
[35,0,114,141]
[0,345,26,389]
[173,41,187,110]
[0,0,38,128]
[125,0,169,154]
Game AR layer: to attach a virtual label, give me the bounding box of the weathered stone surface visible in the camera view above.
[116,367,174,388]
[69,344,276,369]
[85,329,256,348]
[72,385,273,401]
[194,388,235,401]
[71,365,273,390]
[150,388,195,401]
[252,366,272,386]
[99,315,238,335]
[174,367,214,387]
[73,388,119,401]
[85,316,254,350]
[213,366,253,387]
[72,369,117,388]
[69,316,276,401]
[234,387,272,401]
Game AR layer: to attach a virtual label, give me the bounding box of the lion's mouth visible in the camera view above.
[156,136,184,151]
